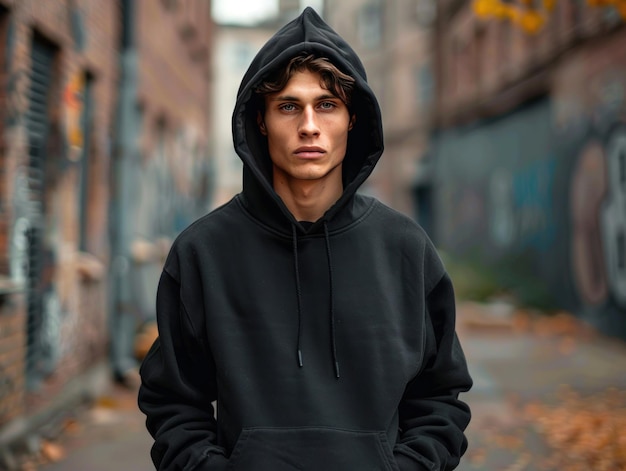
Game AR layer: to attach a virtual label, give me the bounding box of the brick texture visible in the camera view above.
[0,0,119,426]
[435,0,624,127]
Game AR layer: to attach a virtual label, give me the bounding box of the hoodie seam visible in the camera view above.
[175,198,235,237]
[162,267,203,346]
[425,270,446,299]
[398,221,445,299]
[400,219,436,382]
[424,244,446,298]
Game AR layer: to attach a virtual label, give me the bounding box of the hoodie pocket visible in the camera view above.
[227,427,399,471]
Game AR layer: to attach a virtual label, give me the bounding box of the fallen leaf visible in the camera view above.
[523,387,626,469]
[40,440,65,463]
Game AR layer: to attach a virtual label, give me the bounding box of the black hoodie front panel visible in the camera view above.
[169,196,431,461]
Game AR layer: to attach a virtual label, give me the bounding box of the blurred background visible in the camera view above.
[0,0,624,470]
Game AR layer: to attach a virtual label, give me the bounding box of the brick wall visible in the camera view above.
[129,0,212,241]
[137,0,210,144]
[0,0,119,425]
[325,0,434,215]
[0,295,25,423]
[435,0,623,127]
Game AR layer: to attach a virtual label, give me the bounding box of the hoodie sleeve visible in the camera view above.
[393,241,473,470]
[138,267,228,471]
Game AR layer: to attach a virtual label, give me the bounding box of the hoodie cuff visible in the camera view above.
[394,452,432,471]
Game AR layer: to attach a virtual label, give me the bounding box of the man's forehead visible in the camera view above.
[267,70,338,98]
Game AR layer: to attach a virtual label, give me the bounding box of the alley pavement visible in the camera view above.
[35,301,626,470]
[36,382,153,471]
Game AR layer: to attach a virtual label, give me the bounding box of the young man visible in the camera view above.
[139,7,472,471]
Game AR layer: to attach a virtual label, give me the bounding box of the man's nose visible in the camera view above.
[298,107,320,136]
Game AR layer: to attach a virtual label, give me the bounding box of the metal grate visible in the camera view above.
[25,35,55,390]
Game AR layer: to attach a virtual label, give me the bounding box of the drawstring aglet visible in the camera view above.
[334,361,340,379]
[298,349,303,368]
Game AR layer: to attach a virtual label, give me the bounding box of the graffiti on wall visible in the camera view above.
[434,55,626,334]
[436,99,556,256]
[487,160,556,252]
[489,169,515,248]
[130,122,211,322]
[5,56,36,287]
[511,159,556,251]
[563,64,626,310]
[570,126,626,309]
[2,25,88,388]
[570,140,609,306]
[170,125,213,230]
[63,72,85,153]
[601,127,626,307]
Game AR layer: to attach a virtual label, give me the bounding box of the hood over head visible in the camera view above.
[232,7,384,231]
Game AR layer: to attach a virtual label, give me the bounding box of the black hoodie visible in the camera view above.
[138,7,472,471]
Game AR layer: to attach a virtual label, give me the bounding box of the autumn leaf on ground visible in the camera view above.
[40,440,66,463]
[523,386,626,470]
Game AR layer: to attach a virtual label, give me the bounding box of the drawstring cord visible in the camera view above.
[292,224,304,368]
[291,222,340,379]
[323,222,340,378]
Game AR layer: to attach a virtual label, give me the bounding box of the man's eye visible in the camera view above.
[280,103,296,111]
[319,102,336,110]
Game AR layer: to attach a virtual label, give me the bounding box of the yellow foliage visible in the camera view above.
[492,3,509,18]
[473,0,625,34]
[501,4,519,19]
[542,0,557,10]
[472,0,496,18]
[518,10,545,33]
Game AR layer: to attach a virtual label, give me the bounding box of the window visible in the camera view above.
[26,31,60,389]
[358,1,383,49]
[233,41,254,70]
[416,64,434,111]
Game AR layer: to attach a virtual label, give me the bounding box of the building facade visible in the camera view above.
[0,0,119,438]
[211,24,273,206]
[0,0,215,461]
[432,0,626,336]
[324,0,436,220]
[110,0,213,383]
[324,0,626,338]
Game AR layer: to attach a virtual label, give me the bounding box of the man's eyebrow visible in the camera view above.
[271,93,339,101]
[271,95,299,101]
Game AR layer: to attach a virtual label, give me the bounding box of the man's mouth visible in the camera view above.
[295,146,325,158]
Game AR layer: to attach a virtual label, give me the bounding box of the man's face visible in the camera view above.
[259,69,354,189]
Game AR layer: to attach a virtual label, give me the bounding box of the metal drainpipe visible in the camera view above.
[109,0,140,380]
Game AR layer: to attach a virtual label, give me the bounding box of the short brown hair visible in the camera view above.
[255,53,355,107]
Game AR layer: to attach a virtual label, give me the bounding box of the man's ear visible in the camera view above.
[257,111,267,136]
[348,114,356,131]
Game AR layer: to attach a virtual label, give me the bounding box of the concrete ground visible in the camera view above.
[35,301,626,470]
[456,301,626,470]
[37,383,153,471]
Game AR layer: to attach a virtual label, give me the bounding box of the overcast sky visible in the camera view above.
[212,0,325,25]
[212,0,278,25]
